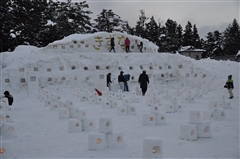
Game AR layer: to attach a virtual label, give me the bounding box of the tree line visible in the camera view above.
[1,0,240,57]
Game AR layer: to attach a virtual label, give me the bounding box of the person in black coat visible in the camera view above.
[3,91,14,105]
[118,71,125,92]
[138,70,149,96]
[109,37,115,53]
[106,73,112,91]
[138,41,143,53]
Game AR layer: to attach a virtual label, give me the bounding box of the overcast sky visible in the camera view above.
[69,0,239,39]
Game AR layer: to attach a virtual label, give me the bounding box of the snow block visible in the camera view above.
[102,100,111,109]
[68,119,82,133]
[66,100,74,109]
[165,104,175,113]
[5,111,14,123]
[156,113,166,125]
[179,123,197,141]
[88,132,107,150]
[202,110,215,120]
[208,100,218,110]
[69,106,78,118]
[142,137,163,159]
[223,100,232,109]
[117,106,128,115]
[82,119,96,131]
[143,114,156,125]
[50,102,60,111]
[0,140,12,159]
[106,132,124,148]
[77,109,87,120]
[214,108,226,120]
[99,118,113,134]
[150,105,159,114]
[196,122,212,138]
[174,103,183,112]
[45,100,51,107]
[127,105,136,115]
[1,123,15,140]
[58,108,70,119]
[189,110,201,124]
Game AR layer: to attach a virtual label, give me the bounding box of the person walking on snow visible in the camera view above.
[118,71,125,92]
[224,75,234,99]
[138,70,149,96]
[123,74,131,91]
[138,41,143,53]
[109,37,115,53]
[125,37,130,53]
[106,73,112,91]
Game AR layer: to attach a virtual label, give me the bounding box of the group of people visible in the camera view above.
[109,37,143,53]
[107,70,149,96]
[107,72,235,98]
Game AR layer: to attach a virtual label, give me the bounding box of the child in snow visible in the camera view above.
[224,75,234,99]
[3,91,14,105]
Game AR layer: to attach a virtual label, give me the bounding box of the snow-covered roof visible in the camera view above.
[179,46,205,52]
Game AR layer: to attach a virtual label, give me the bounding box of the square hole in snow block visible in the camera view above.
[61,45,65,49]
[106,66,110,69]
[84,67,88,70]
[19,68,24,72]
[96,66,100,70]
[202,74,206,78]
[53,45,57,49]
[70,45,74,48]
[118,67,122,70]
[62,77,66,81]
[140,65,143,70]
[59,66,64,71]
[33,67,38,71]
[20,78,25,83]
[5,79,10,83]
[85,44,89,47]
[178,65,183,68]
[47,78,52,81]
[74,77,77,80]
[78,44,81,48]
[71,66,76,70]
[159,66,162,70]
[80,41,84,44]
[149,66,153,70]
[47,68,51,72]
[129,66,133,70]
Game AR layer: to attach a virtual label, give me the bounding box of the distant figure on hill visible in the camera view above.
[138,70,149,96]
[118,71,125,92]
[109,37,115,53]
[2,91,14,106]
[106,73,112,91]
[224,75,234,99]
[138,41,143,53]
[125,37,130,53]
[123,74,131,91]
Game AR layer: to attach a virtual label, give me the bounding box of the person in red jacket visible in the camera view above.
[125,37,130,53]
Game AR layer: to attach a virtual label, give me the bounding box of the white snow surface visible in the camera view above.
[0,32,239,159]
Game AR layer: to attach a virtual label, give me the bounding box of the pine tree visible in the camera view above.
[94,9,123,32]
[176,24,183,50]
[135,10,148,39]
[182,21,193,46]
[164,18,178,52]
[145,16,160,45]
[192,24,201,48]
[222,19,240,55]
[204,32,215,57]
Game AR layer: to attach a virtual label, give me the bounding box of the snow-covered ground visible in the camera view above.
[0,32,239,159]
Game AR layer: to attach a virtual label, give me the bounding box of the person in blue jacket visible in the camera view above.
[123,74,131,91]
